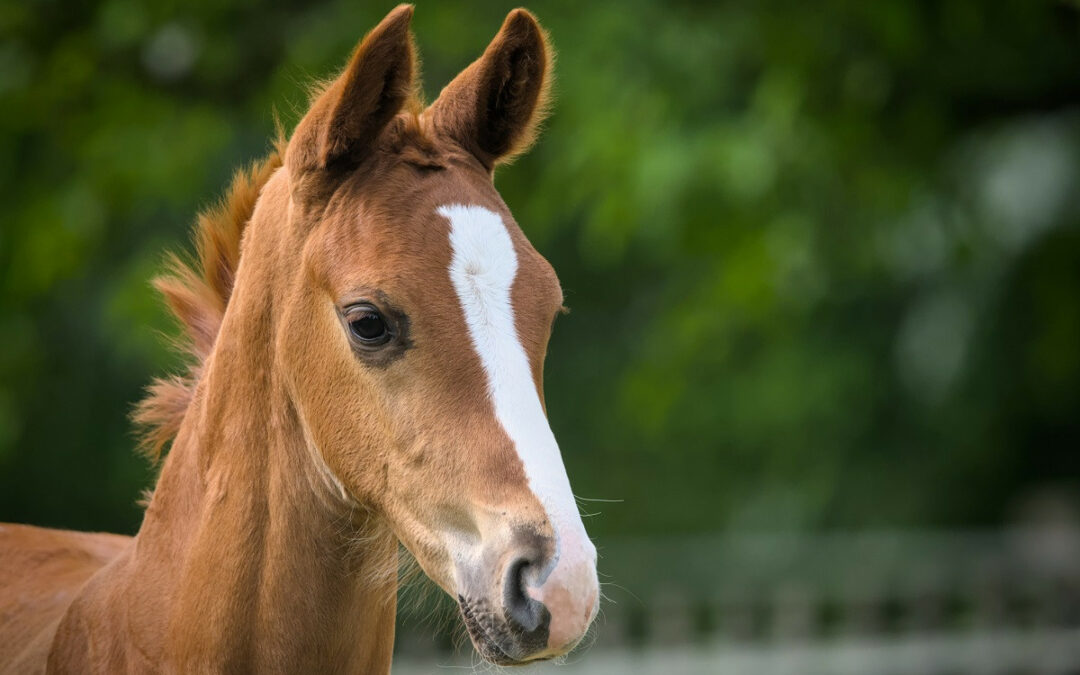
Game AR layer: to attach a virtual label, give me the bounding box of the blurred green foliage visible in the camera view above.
[1,0,1078,537]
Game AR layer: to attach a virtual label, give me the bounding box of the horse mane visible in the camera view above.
[132,138,286,463]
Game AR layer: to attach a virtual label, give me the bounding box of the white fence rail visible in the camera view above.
[393,528,1080,674]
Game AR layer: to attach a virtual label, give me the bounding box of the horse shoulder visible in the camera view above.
[0,523,131,673]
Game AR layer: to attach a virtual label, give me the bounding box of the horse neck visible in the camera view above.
[128,196,398,671]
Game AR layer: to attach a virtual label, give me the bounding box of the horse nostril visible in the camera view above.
[502,556,548,634]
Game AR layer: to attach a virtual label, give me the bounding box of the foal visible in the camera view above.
[0,6,598,672]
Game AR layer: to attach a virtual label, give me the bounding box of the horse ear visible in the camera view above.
[288,5,417,174]
[428,9,552,171]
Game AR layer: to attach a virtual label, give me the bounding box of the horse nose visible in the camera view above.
[502,553,550,636]
[456,521,599,663]
[500,528,598,656]
[521,533,598,653]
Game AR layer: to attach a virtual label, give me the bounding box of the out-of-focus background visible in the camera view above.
[2,1,1079,672]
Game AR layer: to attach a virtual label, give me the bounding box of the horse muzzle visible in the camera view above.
[455,524,598,664]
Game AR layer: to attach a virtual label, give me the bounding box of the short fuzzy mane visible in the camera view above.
[132,139,285,463]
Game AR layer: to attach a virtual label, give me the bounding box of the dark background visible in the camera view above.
[2,0,1079,545]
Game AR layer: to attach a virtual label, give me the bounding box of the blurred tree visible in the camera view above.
[1,0,1078,537]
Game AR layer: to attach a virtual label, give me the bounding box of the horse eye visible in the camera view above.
[346,306,390,345]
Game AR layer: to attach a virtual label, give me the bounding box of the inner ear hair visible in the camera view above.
[479,40,545,160]
[430,9,553,171]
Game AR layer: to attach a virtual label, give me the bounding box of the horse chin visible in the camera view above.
[457,595,552,666]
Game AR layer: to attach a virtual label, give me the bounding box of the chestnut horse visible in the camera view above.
[0,6,598,672]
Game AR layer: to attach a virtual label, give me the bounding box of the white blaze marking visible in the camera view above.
[440,204,590,569]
